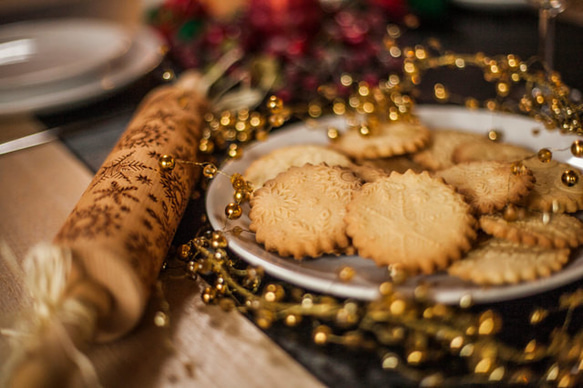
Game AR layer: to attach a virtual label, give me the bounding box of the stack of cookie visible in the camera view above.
[246,120,583,286]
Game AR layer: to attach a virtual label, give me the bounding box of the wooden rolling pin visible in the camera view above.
[6,72,209,387]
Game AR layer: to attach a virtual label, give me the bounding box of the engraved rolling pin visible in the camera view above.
[6,72,209,388]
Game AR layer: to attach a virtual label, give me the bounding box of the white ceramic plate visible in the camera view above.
[206,106,583,304]
[0,19,132,90]
[0,26,163,116]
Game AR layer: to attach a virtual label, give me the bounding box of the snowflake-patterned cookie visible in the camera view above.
[344,170,477,274]
[435,160,535,214]
[249,164,362,259]
[331,121,430,159]
[452,139,533,164]
[244,144,352,189]
[412,128,484,171]
[448,238,570,285]
[518,158,583,213]
[479,210,583,249]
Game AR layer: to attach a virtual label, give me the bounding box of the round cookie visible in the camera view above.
[244,144,352,189]
[518,158,583,213]
[479,210,583,249]
[331,120,430,159]
[435,160,535,214]
[412,128,484,171]
[356,155,425,175]
[453,140,533,164]
[344,170,477,274]
[448,238,570,285]
[249,164,362,259]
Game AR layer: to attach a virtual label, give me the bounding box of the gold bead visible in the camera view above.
[406,350,426,365]
[211,231,228,249]
[225,203,243,219]
[327,127,340,140]
[464,98,479,109]
[489,366,505,382]
[227,143,242,158]
[474,357,494,374]
[530,308,549,324]
[313,325,332,345]
[233,189,249,204]
[268,114,285,128]
[478,310,502,335]
[203,164,218,178]
[379,281,394,296]
[158,154,175,171]
[537,148,553,163]
[284,314,301,327]
[199,139,215,153]
[381,353,400,369]
[337,266,355,282]
[389,297,407,315]
[202,287,217,304]
[496,82,509,97]
[231,173,246,190]
[263,284,285,303]
[266,95,283,113]
[255,309,274,329]
[154,311,169,327]
[561,169,579,187]
[571,140,583,157]
[178,244,191,259]
[358,125,371,136]
[459,294,473,308]
[487,130,501,142]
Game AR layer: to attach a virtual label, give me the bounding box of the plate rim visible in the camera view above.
[0,25,163,116]
[0,18,132,90]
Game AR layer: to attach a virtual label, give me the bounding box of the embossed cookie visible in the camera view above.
[448,238,570,285]
[244,144,352,189]
[345,170,477,274]
[518,158,583,213]
[356,155,425,175]
[435,161,535,214]
[479,210,583,249]
[412,129,484,170]
[249,164,362,259]
[331,121,430,159]
[453,139,533,164]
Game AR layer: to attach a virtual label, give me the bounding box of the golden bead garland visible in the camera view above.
[155,29,583,385]
[165,224,583,387]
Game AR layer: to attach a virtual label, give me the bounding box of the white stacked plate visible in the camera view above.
[0,18,165,116]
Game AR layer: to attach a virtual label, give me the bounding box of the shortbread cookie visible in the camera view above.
[453,140,533,164]
[244,144,352,188]
[348,163,389,183]
[479,211,583,249]
[435,161,535,214]
[412,129,484,170]
[518,158,583,213]
[249,164,361,259]
[331,121,430,159]
[448,238,570,285]
[345,170,477,274]
[356,155,425,175]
